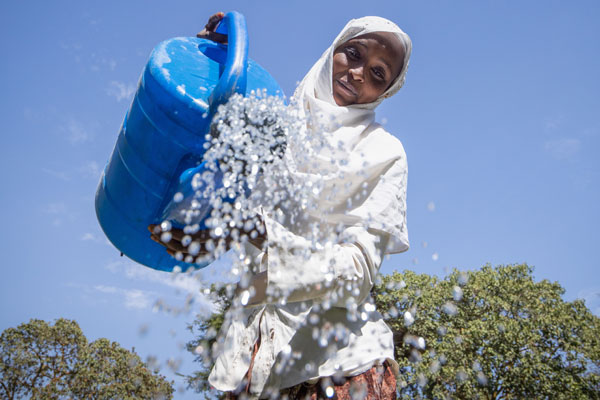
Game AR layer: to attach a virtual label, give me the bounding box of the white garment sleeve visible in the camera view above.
[263,216,388,307]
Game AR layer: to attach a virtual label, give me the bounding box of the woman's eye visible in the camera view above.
[346,47,360,59]
[372,68,385,80]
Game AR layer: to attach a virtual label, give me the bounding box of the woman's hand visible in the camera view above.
[149,225,212,263]
[196,12,228,44]
[149,216,268,263]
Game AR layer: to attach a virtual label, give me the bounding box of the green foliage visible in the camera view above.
[373,264,600,399]
[0,318,174,399]
[185,283,231,399]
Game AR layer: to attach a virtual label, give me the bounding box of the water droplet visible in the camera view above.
[188,241,200,256]
[138,324,149,337]
[476,371,488,386]
[304,362,314,373]
[184,224,199,234]
[240,290,250,306]
[325,386,334,398]
[409,348,422,363]
[318,335,328,347]
[442,302,458,316]
[429,360,440,374]
[160,220,172,232]
[160,232,172,243]
[181,235,192,247]
[452,285,463,301]
[456,370,467,382]
[404,311,415,326]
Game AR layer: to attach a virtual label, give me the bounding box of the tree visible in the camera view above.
[185,284,231,399]
[185,264,600,399]
[0,318,174,399]
[374,264,600,399]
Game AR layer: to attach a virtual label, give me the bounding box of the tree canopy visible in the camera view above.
[0,318,174,399]
[374,264,600,399]
[186,264,600,399]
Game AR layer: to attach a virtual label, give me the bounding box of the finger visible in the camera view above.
[205,11,225,31]
[207,32,228,44]
[150,235,161,244]
[197,31,228,44]
[150,234,178,249]
[150,226,188,245]
[168,228,211,243]
[154,228,212,249]
[168,228,186,241]
[194,229,213,241]
[151,234,190,253]
[148,224,162,234]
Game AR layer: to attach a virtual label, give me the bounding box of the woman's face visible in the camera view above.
[332,32,405,106]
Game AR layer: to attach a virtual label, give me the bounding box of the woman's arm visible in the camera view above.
[243,217,388,307]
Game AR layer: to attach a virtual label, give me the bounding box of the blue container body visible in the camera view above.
[95,12,283,272]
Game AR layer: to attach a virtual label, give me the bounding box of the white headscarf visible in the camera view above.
[299,16,412,111]
[283,16,412,254]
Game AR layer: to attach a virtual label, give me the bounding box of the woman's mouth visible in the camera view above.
[335,79,357,96]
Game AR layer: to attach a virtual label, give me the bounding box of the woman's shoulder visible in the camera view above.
[362,122,407,162]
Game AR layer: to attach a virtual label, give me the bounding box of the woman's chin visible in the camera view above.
[333,91,355,106]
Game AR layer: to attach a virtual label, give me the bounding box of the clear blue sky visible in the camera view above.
[1,1,598,397]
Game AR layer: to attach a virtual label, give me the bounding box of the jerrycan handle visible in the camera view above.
[208,11,248,114]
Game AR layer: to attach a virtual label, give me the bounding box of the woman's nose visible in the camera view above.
[349,65,364,82]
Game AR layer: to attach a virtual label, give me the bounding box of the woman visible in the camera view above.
[152,13,412,399]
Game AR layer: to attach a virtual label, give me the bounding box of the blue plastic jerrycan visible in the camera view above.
[95,11,283,272]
